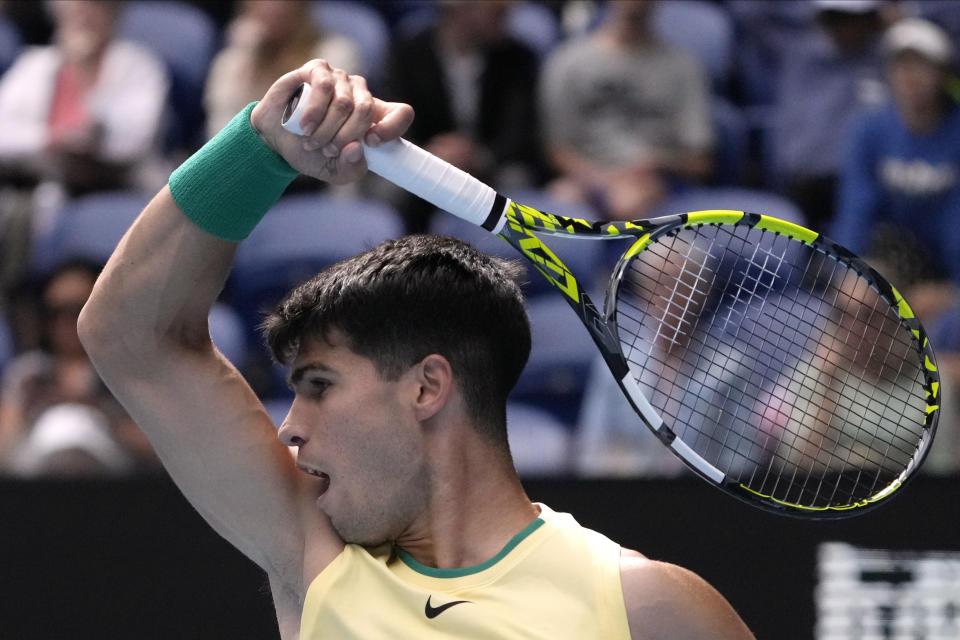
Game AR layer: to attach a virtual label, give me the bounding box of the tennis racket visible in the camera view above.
[282,83,940,519]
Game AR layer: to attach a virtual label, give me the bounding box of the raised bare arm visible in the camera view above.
[77,60,412,590]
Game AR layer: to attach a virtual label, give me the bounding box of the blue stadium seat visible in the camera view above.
[0,14,22,75]
[118,1,219,149]
[507,2,562,59]
[230,191,404,332]
[511,295,597,428]
[262,396,293,429]
[652,0,735,94]
[507,401,573,477]
[30,190,152,276]
[313,1,391,88]
[209,302,248,368]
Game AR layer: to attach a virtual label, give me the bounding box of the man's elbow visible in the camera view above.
[77,296,111,359]
[77,289,138,363]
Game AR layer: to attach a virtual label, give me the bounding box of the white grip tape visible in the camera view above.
[282,83,501,231]
[365,140,500,230]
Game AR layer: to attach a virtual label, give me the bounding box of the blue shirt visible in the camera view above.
[775,31,885,178]
[831,102,960,283]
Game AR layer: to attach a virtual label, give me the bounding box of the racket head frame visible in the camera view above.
[500,204,940,519]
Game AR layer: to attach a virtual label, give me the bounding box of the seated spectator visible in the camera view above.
[539,0,714,221]
[831,17,960,325]
[0,259,158,475]
[0,0,169,195]
[772,0,888,230]
[380,0,544,231]
[204,0,363,137]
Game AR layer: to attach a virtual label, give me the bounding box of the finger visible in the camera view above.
[303,68,355,153]
[327,75,374,154]
[295,62,339,142]
[251,62,322,135]
[337,140,368,173]
[262,62,317,111]
[364,99,415,147]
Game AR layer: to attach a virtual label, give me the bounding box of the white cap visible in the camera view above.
[814,0,881,14]
[884,18,955,66]
[11,403,132,476]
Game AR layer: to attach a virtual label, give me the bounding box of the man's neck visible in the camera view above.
[395,433,540,571]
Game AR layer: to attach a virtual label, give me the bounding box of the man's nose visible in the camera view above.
[277,402,309,447]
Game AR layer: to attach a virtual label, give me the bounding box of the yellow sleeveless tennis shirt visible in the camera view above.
[299,503,631,638]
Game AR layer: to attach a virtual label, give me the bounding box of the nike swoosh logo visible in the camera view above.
[424,595,471,619]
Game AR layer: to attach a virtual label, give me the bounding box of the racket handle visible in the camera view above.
[281,83,504,232]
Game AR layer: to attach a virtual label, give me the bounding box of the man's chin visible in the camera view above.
[328,517,390,549]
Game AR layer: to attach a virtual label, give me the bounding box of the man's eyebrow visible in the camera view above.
[288,363,334,388]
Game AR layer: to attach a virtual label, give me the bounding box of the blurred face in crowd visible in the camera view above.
[439,0,510,49]
[240,0,311,46]
[50,0,119,64]
[887,51,948,115]
[608,0,654,32]
[44,266,97,359]
[817,10,882,53]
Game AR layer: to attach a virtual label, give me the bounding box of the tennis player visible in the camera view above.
[79,60,754,639]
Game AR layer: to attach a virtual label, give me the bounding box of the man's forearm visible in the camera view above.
[78,186,239,363]
[79,103,297,363]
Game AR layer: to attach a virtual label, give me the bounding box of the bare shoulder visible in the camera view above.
[619,550,755,640]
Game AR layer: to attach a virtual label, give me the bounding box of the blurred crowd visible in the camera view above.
[0,0,958,479]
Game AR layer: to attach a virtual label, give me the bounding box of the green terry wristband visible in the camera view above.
[169,102,298,242]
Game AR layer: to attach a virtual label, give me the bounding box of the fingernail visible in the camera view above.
[302,138,321,151]
[365,132,381,146]
[300,120,316,136]
[344,145,363,164]
[322,144,340,158]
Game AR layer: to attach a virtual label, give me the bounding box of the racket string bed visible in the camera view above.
[614,222,930,511]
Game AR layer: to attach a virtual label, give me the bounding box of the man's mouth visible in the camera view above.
[299,465,331,495]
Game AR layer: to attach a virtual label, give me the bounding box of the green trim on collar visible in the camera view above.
[397,517,545,578]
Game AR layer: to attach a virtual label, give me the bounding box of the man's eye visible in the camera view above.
[307,379,331,394]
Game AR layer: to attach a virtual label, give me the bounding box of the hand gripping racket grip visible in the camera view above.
[281,82,507,233]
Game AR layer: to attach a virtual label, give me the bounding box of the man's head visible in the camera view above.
[883,18,956,118]
[265,235,530,545]
[263,234,531,446]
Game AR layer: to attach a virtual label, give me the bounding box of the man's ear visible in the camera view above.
[410,354,454,421]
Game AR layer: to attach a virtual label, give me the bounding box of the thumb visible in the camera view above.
[364,100,414,147]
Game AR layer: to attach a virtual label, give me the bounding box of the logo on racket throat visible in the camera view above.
[505,203,580,302]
